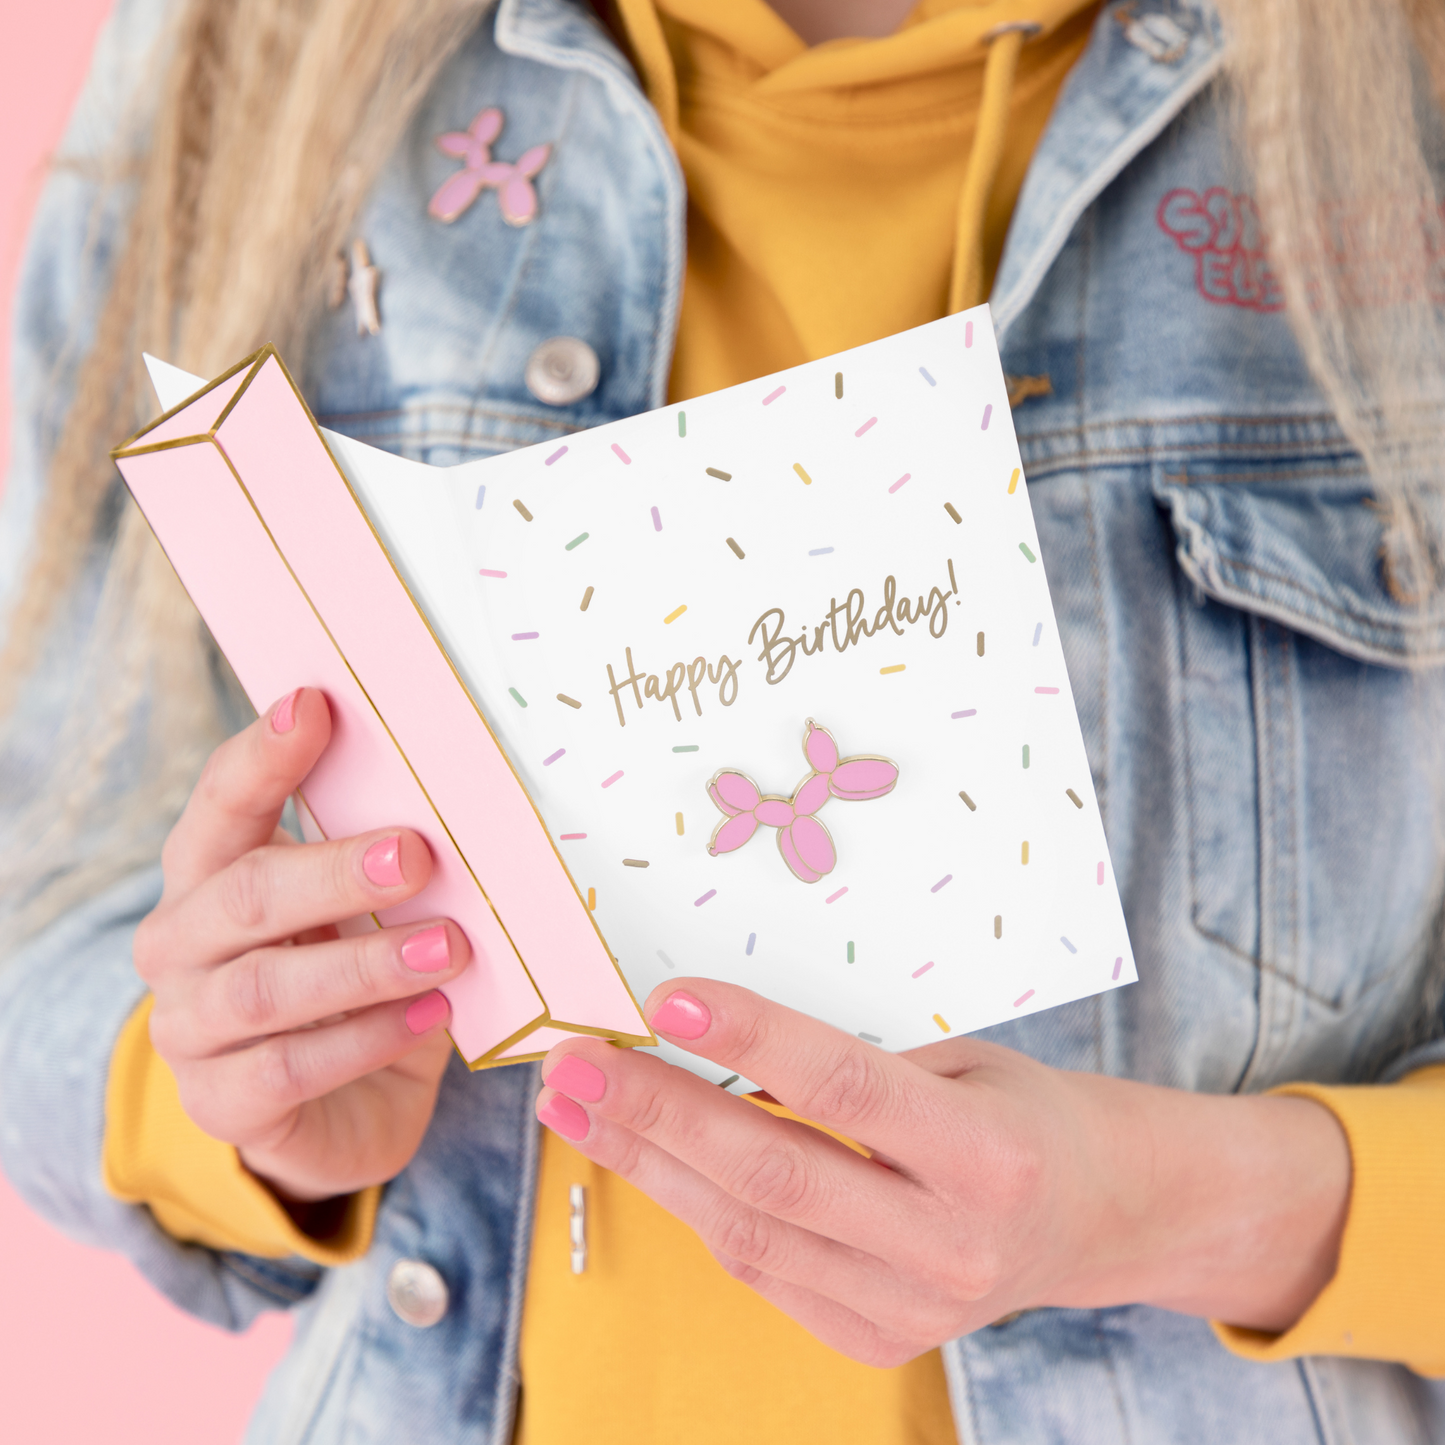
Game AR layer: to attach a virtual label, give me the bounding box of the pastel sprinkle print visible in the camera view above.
[835,372,844,398]
[565,533,588,551]
[513,499,533,521]
[762,385,786,405]
[965,320,974,348]
[977,631,985,657]
[651,506,663,531]
[1008,467,1020,494]
[847,941,855,963]
[601,770,624,788]
[880,663,906,675]
[959,790,976,810]
[919,366,937,386]
[623,858,649,868]
[933,1013,951,1034]
[889,474,911,494]
[612,443,631,464]
[726,537,746,559]
[952,708,977,719]
[931,875,952,893]
[560,832,586,840]
[1022,744,1030,768]
[479,568,507,578]
[508,688,527,707]
[855,416,878,438]
[1021,841,1029,865]
[1097,861,1106,885]
[675,812,684,835]
[677,411,686,437]
[545,445,568,466]
[809,547,834,557]
[558,693,582,708]
[542,747,565,765]
[475,485,486,508]
[793,462,813,485]
[1066,788,1084,808]
[1013,989,1035,1008]
[746,933,757,956]
[1113,957,1124,980]
[1032,622,1042,646]
[859,1031,883,1043]
[944,503,962,524]
[663,604,686,623]
[912,961,935,978]
[1060,937,1078,954]
[672,744,699,753]
[1035,686,1060,695]
[580,586,594,611]
[981,404,992,430]
[1019,542,1037,562]
[825,886,849,904]
[587,888,596,910]
[706,467,731,481]
[994,915,1003,938]
[512,631,539,641]
[695,889,717,906]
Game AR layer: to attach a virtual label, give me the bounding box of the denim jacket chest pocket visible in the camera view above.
[1155,459,1445,1079]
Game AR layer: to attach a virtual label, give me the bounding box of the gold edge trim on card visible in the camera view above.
[203,430,553,1047]
[256,346,651,1037]
[110,348,267,456]
[113,425,549,1059]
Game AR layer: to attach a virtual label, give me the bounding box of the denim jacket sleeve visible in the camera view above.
[0,0,320,1328]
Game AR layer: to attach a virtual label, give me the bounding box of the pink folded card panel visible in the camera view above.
[113,347,653,1067]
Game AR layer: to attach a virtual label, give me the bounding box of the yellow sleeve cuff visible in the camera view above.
[1213,1065,1445,1375]
[102,993,380,1265]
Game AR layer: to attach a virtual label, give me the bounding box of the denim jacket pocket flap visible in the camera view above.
[1154,463,1445,669]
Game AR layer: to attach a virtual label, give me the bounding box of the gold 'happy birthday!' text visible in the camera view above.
[749,563,957,686]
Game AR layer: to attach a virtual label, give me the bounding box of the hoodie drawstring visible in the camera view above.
[949,20,1041,314]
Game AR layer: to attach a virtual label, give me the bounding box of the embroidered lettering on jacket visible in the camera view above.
[1156,187,1285,312]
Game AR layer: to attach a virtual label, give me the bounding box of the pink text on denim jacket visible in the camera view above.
[1156,187,1285,312]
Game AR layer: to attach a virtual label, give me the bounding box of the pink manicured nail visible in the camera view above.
[363,835,404,887]
[649,991,710,1039]
[405,992,449,1035]
[538,1093,591,1141]
[401,924,450,973]
[270,688,301,734]
[545,1055,607,1103]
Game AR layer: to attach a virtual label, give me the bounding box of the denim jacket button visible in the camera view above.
[386,1259,449,1327]
[525,336,600,405]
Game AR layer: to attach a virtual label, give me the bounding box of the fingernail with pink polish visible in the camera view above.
[405,992,449,1035]
[270,688,301,734]
[545,1055,606,1103]
[401,924,450,973]
[364,835,404,887]
[538,1093,591,1141]
[649,991,710,1040]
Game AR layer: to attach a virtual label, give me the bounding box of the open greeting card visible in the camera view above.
[114,308,1135,1088]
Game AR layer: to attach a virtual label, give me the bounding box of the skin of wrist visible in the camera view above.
[1040,1076,1351,1331]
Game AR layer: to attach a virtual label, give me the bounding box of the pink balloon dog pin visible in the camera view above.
[428,107,551,227]
[706,721,899,884]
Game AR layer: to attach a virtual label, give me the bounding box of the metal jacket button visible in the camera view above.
[386,1259,449,1328]
[525,336,600,405]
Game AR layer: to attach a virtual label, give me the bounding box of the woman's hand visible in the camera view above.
[134,687,469,1206]
[536,981,1351,1365]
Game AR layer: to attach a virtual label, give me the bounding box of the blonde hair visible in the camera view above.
[3,0,1445,936]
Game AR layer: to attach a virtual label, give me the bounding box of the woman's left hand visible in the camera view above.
[536,980,1350,1366]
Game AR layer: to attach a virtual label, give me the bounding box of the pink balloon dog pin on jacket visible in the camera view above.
[706,721,899,884]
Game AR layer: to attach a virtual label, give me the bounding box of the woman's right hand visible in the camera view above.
[133,686,469,1206]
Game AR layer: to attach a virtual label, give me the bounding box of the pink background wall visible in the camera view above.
[1,5,291,1438]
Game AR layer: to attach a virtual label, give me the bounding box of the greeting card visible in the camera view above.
[121,309,1135,1088]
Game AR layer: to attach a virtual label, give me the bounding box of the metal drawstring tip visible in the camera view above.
[569,1183,587,1275]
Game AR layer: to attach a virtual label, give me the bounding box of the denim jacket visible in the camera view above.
[5,1,1445,1441]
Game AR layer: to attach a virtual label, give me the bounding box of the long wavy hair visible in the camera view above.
[3,0,1445,939]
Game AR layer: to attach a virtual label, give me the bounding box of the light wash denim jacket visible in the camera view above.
[5,1,1445,1441]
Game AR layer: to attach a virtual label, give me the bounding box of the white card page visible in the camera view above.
[320,307,1137,1087]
